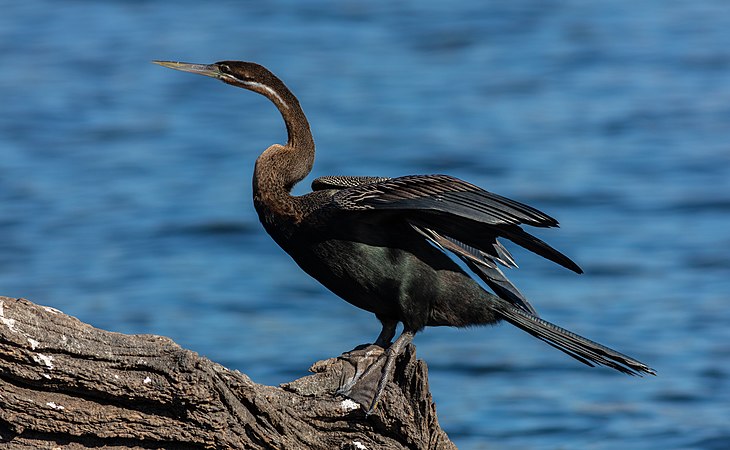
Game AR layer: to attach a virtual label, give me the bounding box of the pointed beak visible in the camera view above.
[152,61,221,78]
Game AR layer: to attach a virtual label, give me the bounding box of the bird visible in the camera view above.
[154,60,655,413]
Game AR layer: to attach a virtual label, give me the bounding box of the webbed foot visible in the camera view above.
[337,330,415,414]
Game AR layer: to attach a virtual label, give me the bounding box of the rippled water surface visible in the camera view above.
[2,1,729,448]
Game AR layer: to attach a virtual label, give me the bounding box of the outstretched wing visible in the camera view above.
[330,174,582,311]
[333,174,559,227]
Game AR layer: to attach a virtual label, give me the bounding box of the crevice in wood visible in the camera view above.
[0,365,192,423]
[0,423,207,450]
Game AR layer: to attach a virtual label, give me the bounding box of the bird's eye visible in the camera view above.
[219,64,231,73]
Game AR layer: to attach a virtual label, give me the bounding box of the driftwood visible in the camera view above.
[0,296,456,449]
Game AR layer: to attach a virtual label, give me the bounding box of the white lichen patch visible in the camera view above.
[352,441,368,450]
[0,300,17,333]
[43,306,62,314]
[33,353,54,370]
[340,398,360,413]
[28,338,40,350]
[143,376,152,384]
[46,402,65,410]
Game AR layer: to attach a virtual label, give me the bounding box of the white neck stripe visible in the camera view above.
[242,80,290,110]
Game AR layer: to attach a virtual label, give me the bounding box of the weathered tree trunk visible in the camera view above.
[0,296,456,449]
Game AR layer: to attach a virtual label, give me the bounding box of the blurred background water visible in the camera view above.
[1,1,729,448]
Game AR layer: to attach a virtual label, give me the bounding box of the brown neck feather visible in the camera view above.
[250,75,315,221]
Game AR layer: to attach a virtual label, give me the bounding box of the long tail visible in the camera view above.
[496,302,656,376]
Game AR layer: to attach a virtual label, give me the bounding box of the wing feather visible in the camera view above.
[335,174,558,227]
[409,221,536,314]
[311,175,390,191]
[332,174,581,274]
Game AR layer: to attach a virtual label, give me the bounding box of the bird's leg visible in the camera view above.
[337,319,398,396]
[374,318,398,347]
[366,329,414,414]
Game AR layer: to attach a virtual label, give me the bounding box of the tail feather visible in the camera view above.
[496,303,655,376]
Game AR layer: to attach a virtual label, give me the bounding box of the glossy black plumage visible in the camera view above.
[155,60,655,412]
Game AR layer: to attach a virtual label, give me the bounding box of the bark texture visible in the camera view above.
[0,296,456,449]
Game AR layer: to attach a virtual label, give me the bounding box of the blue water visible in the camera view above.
[2,1,729,448]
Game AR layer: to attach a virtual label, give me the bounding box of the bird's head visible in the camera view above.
[154,60,290,109]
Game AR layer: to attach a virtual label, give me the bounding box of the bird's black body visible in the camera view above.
[279,207,496,331]
[155,60,655,412]
[269,177,525,332]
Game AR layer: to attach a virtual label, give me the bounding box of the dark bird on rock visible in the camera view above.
[154,60,655,413]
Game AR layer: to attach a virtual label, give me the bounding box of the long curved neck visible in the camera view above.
[251,75,315,221]
[282,95,314,154]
